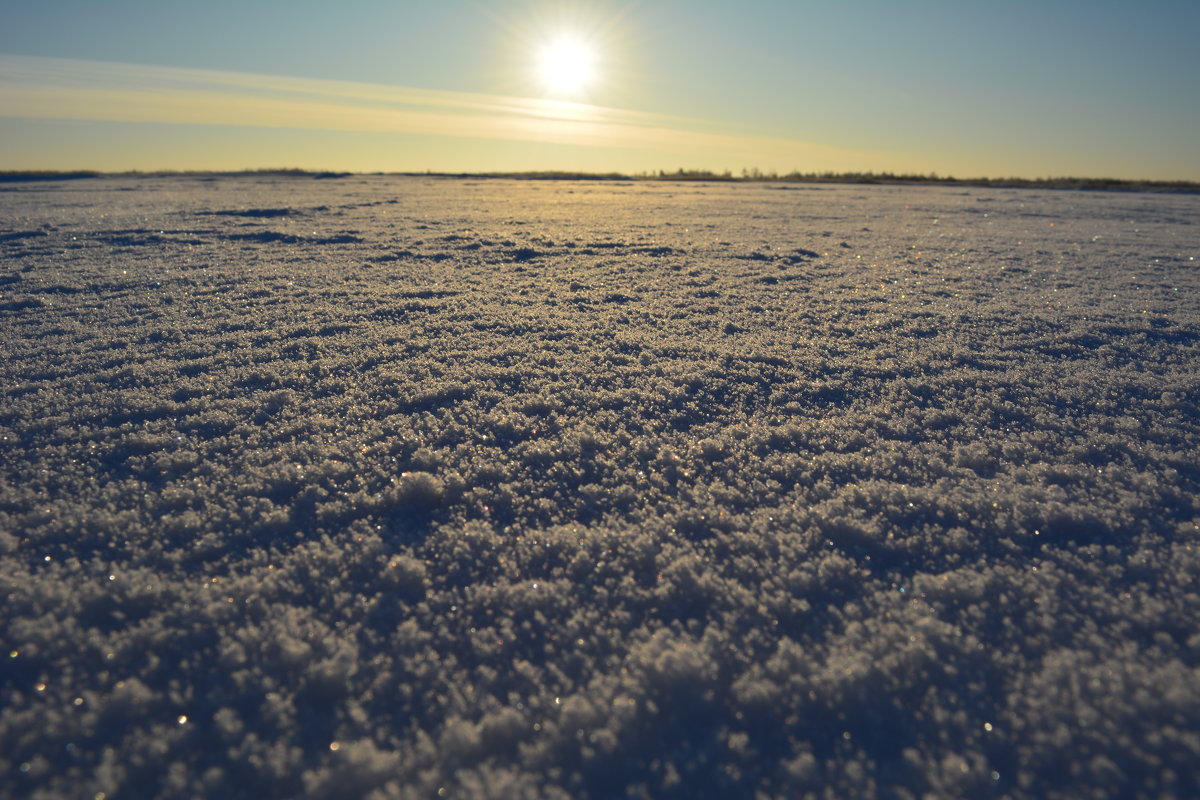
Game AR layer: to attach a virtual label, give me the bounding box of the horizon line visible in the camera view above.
[2,168,1197,192]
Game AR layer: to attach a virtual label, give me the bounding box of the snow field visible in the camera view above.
[2,175,1199,798]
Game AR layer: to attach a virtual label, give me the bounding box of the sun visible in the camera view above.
[536,34,597,97]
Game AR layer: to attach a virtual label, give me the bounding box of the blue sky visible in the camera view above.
[1,0,1197,178]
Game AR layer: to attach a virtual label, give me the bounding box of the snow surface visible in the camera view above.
[1,174,1198,799]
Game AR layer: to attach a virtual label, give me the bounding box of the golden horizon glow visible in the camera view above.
[0,54,893,172]
[1,52,1184,179]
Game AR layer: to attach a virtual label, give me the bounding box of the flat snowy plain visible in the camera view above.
[2,175,1198,799]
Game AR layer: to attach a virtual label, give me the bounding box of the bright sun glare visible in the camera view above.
[536,34,596,97]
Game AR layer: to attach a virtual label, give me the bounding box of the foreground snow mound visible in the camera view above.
[2,174,1199,799]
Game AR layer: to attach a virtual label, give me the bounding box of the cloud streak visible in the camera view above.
[0,54,881,168]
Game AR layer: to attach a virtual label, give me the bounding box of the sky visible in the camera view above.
[1,0,1197,179]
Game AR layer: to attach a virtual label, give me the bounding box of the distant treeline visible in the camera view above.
[632,168,1200,192]
[0,168,351,182]
[2,167,1196,192]
[0,170,102,183]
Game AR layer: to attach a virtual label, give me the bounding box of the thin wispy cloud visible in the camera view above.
[0,54,881,169]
